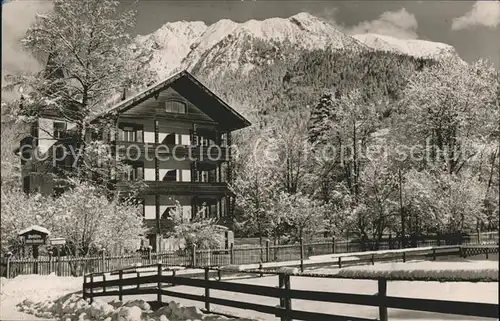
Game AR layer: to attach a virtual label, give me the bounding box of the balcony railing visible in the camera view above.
[113,141,229,161]
[116,181,229,195]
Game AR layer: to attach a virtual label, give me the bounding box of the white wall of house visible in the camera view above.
[144,195,156,220]
[144,159,155,181]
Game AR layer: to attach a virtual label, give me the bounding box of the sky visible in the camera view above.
[1,0,499,84]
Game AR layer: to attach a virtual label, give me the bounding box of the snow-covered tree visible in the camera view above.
[8,0,155,123]
[308,90,380,202]
[396,59,497,174]
[1,182,145,256]
[3,0,156,193]
[231,128,281,244]
[271,109,313,194]
[276,191,325,243]
[163,201,224,250]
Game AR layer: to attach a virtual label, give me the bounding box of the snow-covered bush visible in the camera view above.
[17,294,254,321]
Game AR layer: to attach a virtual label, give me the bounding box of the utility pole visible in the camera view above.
[399,168,405,248]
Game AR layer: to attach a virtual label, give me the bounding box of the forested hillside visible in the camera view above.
[197,44,499,247]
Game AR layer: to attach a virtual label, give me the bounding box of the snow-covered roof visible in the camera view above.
[18,225,51,236]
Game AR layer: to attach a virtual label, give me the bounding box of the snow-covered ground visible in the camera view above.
[1,259,497,321]
[0,273,253,320]
[0,273,82,320]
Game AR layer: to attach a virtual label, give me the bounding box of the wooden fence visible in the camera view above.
[82,245,499,321]
[3,233,498,278]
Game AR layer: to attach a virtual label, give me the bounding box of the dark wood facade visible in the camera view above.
[17,70,251,251]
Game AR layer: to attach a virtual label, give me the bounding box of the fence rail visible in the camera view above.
[2,232,498,278]
[82,245,499,321]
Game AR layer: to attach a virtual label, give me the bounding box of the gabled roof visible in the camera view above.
[91,70,251,131]
[18,225,51,236]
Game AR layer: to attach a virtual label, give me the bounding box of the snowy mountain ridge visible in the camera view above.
[135,12,462,79]
[352,33,461,61]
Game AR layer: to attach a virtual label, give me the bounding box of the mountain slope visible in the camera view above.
[139,12,369,79]
[135,21,208,79]
[136,12,463,81]
[353,33,460,60]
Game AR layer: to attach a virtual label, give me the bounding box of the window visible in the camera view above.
[125,162,144,180]
[53,121,67,139]
[118,124,143,142]
[30,122,38,138]
[163,170,177,182]
[220,133,227,147]
[122,126,135,142]
[208,169,216,183]
[165,101,186,114]
[202,171,209,183]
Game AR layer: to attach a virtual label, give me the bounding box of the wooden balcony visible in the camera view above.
[116,181,230,196]
[113,141,230,162]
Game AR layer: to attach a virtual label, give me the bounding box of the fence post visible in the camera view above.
[82,275,87,300]
[57,252,61,276]
[118,270,123,301]
[191,244,197,268]
[402,252,406,263]
[89,274,94,304]
[266,240,270,263]
[378,279,388,321]
[338,257,342,269]
[101,251,106,272]
[460,247,465,258]
[6,254,12,279]
[371,254,375,265]
[485,248,489,260]
[259,262,263,277]
[284,274,292,321]
[230,244,235,265]
[102,273,106,293]
[148,249,152,266]
[299,238,304,273]
[137,271,140,289]
[432,248,436,261]
[48,251,53,274]
[332,237,336,254]
[157,263,162,303]
[278,273,292,321]
[204,267,210,312]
